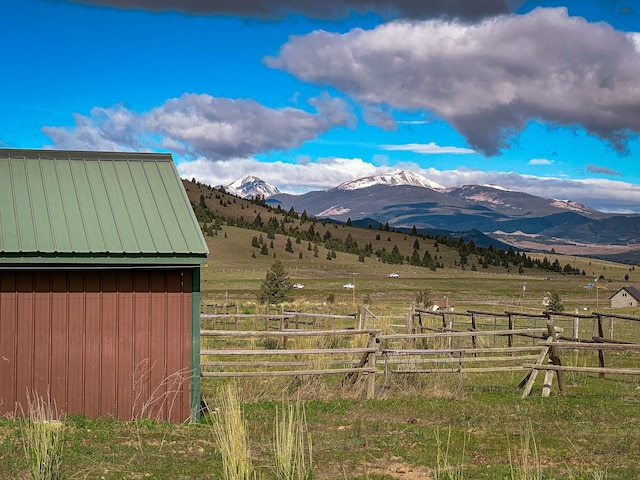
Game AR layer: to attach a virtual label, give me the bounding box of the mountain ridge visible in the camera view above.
[225,169,640,249]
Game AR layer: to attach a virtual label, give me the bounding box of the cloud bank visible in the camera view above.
[65,0,518,20]
[176,155,640,214]
[266,7,640,155]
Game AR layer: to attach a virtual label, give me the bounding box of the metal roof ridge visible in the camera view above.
[0,148,174,162]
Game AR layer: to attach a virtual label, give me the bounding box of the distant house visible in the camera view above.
[609,285,640,308]
[0,149,208,422]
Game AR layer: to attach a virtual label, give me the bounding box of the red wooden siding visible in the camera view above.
[0,269,193,423]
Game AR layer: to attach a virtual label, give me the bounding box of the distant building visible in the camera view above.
[431,300,454,312]
[609,285,640,308]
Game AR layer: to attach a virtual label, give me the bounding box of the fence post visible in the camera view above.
[609,317,614,340]
[546,319,565,394]
[470,312,477,353]
[366,331,378,399]
[573,309,579,339]
[281,305,288,349]
[595,314,606,379]
[507,312,514,348]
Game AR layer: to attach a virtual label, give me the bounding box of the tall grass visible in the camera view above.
[433,426,466,480]
[273,399,313,480]
[19,391,64,480]
[210,383,256,480]
[509,421,542,480]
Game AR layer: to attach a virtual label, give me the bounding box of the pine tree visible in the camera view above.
[547,292,564,312]
[285,238,294,253]
[259,260,292,305]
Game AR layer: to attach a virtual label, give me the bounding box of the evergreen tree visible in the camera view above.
[547,292,564,312]
[259,260,292,305]
[285,238,294,253]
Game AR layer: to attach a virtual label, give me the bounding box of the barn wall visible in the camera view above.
[0,269,193,422]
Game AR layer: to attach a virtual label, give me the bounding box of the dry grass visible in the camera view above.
[19,391,64,480]
[273,399,313,480]
[210,382,256,480]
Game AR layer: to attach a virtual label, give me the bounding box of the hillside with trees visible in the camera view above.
[183,178,589,277]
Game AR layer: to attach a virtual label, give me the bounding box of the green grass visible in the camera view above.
[2,376,638,479]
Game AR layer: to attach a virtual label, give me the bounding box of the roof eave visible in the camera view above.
[0,253,208,268]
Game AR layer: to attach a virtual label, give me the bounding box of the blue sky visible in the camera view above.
[3,0,640,213]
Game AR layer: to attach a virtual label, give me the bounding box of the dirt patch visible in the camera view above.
[344,456,433,479]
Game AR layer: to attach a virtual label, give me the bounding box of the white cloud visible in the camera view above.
[267,7,640,155]
[626,32,640,52]
[528,158,553,165]
[177,156,381,194]
[42,93,355,161]
[177,156,640,213]
[382,142,475,154]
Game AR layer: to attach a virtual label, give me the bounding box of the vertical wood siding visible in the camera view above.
[0,269,193,423]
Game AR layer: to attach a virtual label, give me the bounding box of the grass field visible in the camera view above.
[201,224,638,318]
[2,190,639,479]
[2,372,639,479]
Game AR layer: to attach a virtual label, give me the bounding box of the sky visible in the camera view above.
[3,0,640,213]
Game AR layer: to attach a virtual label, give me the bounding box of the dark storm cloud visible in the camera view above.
[586,164,622,176]
[266,7,640,156]
[65,0,519,20]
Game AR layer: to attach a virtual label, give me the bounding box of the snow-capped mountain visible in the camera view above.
[225,175,281,199]
[336,170,445,191]
[266,170,636,246]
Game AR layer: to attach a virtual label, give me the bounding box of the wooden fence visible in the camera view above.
[200,309,640,399]
[201,310,359,331]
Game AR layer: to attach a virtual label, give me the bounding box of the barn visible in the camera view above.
[0,149,208,423]
[609,285,640,309]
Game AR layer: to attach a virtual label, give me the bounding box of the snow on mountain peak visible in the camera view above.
[226,175,281,199]
[550,199,599,215]
[336,170,445,191]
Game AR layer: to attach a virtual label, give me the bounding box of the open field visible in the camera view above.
[201,224,639,317]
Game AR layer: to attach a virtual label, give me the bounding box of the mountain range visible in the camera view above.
[226,170,640,262]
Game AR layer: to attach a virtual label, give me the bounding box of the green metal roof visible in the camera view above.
[0,149,208,265]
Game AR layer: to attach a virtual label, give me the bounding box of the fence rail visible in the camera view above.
[200,309,640,399]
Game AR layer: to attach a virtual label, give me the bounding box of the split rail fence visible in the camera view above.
[200,308,640,399]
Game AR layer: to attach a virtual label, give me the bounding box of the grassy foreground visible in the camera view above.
[1,372,639,479]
